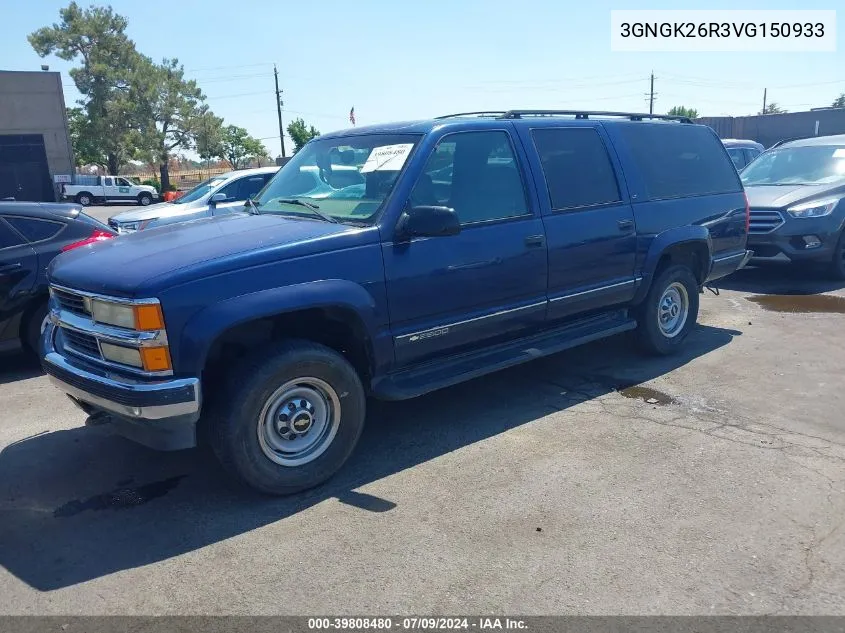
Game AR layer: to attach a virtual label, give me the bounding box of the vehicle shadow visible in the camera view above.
[0,324,740,591]
[714,264,845,295]
[0,352,42,386]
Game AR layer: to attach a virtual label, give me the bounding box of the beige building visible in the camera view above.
[0,70,74,201]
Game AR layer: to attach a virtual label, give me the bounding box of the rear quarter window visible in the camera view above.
[5,216,64,242]
[617,124,741,200]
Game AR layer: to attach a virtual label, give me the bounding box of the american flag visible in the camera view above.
[349,106,355,126]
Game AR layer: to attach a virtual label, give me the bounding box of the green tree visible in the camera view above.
[667,105,699,119]
[132,57,212,191]
[287,118,320,153]
[216,125,268,169]
[759,103,787,115]
[29,2,142,174]
[832,94,845,109]
[195,112,224,163]
[66,106,106,168]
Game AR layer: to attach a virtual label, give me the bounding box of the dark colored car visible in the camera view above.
[42,110,750,494]
[722,139,765,171]
[0,202,115,355]
[742,134,845,278]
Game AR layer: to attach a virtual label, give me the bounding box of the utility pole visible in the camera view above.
[762,88,767,114]
[649,72,655,114]
[274,64,286,158]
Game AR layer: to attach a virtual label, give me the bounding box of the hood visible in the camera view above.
[49,213,379,296]
[109,199,203,223]
[745,183,845,209]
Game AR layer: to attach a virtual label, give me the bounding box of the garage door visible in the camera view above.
[0,134,54,202]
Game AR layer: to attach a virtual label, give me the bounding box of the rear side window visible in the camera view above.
[5,216,63,242]
[531,128,621,210]
[744,148,761,165]
[617,124,741,200]
[0,218,26,249]
[726,148,746,170]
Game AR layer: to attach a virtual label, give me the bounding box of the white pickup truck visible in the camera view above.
[61,176,159,207]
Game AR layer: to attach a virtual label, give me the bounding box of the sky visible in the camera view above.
[1,0,843,159]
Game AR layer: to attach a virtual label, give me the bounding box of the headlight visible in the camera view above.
[89,299,165,331]
[786,198,841,218]
[99,342,143,368]
[116,218,156,233]
[99,342,171,372]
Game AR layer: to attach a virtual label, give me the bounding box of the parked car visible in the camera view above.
[61,176,159,207]
[107,167,279,234]
[0,201,114,355]
[742,134,845,278]
[722,139,765,171]
[42,110,750,494]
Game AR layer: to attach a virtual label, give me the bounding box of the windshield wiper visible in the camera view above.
[277,198,338,223]
[245,198,261,215]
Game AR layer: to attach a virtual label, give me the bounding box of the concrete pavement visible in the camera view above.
[1,265,844,614]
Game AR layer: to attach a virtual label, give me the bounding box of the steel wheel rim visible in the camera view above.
[657,282,689,338]
[79,195,90,205]
[257,377,340,467]
[140,196,151,206]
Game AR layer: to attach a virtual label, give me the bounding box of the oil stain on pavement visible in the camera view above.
[53,475,185,518]
[618,385,677,406]
[747,294,845,314]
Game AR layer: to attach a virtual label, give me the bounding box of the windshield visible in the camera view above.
[254,134,422,223]
[741,146,845,186]
[173,176,229,204]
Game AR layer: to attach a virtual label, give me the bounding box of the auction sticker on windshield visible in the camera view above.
[361,144,414,173]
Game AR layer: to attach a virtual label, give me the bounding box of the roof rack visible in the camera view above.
[500,110,692,123]
[435,110,693,123]
[434,111,509,119]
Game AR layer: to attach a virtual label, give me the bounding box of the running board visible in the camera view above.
[373,310,637,401]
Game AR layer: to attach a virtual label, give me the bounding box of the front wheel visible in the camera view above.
[828,231,845,280]
[636,265,699,355]
[138,193,153,206]
[210,340,366,495]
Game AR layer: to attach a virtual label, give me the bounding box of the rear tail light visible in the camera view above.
[744,192,750,233]
[62,229,114,252]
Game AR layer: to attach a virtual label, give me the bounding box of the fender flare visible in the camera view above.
[633,225,712,304]
[177,279,381,376]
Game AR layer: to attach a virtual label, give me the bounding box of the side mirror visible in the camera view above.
[396,205,460,241]
[209,192,227,206]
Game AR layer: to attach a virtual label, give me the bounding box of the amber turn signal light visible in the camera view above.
[140,346,172,372]
[135,304,165,331]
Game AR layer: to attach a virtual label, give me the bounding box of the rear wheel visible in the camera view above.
[138,192,153,206]
[209,340,366,495]
[636,265,699,355]
[75,192,93,206]
[828,231,845,280]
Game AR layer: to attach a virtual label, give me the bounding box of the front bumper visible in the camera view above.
[42,322,201,450]
[748,213,841,263]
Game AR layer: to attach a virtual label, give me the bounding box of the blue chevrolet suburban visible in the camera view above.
[42,110,751,495]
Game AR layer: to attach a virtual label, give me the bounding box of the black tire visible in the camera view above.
[138,192,153,206]
[22,300,49,356]
[828,231,845,280]
[75,192,93,206]
[209,339,366,495]
[635,265,700,356]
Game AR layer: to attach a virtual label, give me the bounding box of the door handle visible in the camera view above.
[524,235,545,248]
[617,219,635,232]
[0,263,22,274]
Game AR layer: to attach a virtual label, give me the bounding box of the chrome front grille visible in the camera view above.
[51,287,88,316]
[61,328,101,359]
[749,209,785,234]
